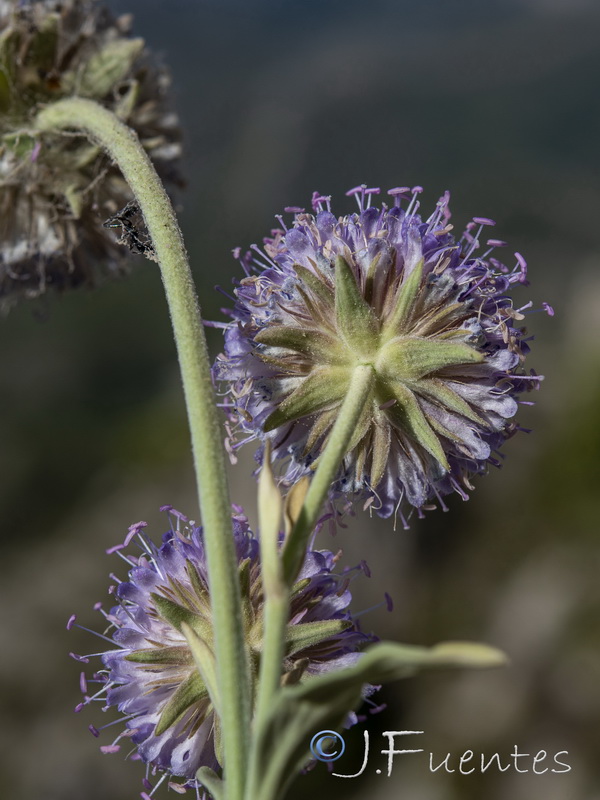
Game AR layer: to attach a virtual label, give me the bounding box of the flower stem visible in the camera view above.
[36,98,250,800]
[282,364,374,583]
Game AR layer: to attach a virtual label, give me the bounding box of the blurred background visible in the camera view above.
[0,0,599,798]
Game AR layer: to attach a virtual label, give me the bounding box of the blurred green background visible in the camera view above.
[1,0,599,798]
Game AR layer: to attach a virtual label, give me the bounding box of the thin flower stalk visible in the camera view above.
[36,98,250,800]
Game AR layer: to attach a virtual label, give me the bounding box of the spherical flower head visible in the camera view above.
[214,186,547,524]
[72,508,373,794]
[0,0,182,310]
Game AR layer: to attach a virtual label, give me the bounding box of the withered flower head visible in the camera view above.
[0,0,181,310]
[214,186,550,525]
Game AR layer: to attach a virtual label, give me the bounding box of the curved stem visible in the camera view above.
[36,98,250,800]
[283,364,374,584]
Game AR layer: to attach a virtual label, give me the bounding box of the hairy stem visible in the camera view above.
[36,98,250,800]
[283,364,374,583]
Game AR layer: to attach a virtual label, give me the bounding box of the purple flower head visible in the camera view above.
[72,508,374,795]
[214,186,547,525]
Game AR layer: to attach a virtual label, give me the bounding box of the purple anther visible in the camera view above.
[69,652,90,663]
[543,302,555,316]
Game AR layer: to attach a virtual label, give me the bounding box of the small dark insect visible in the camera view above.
[103,202,155,258]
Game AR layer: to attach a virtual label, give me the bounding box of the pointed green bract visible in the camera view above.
[181,622,222,715]
[294,263,335,307]
[254,326,342,363]
[382,259,423,339]
[370,418,392,488]
[285,619,352,657]
[155,670,208,736]
[416,377,488,426]
[378,337,484,381]
[334,255,379,355]
[263,366,351,432]
[386,381,450,471]
[151,593,214,643]
[125,646,193,666]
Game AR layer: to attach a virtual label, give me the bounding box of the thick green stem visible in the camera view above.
[36,98,250,800]
[283,364,374,583]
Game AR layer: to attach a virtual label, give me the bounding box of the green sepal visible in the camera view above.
[334,255,379,356]
[125,646,193,666]
[385,381,450,471]
[151,593,213,643]
[382,259,423,338]
[285,619,352,657]
[254,326,342,364]
[263,366,350,432]
[64,38,145,98]
[248,640,506,800]
[154,670,208,736]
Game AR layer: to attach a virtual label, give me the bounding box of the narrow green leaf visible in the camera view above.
[382,259,423,338]
[285,619,352,656]
[263,367,350,432]
[386,381,450,471]
[334,256,379,355]
[249,639,506,800]
[155,670,208,736]
[378,337,484,381]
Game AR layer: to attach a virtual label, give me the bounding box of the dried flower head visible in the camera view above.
[214,186,549,525]
[0,0,181,310]
[70,507,373,795]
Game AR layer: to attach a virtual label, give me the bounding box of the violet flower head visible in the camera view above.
[214,186,549,525]
[70,507,373,795]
